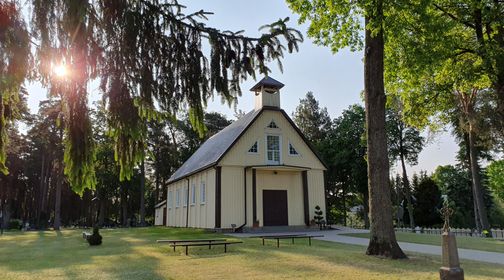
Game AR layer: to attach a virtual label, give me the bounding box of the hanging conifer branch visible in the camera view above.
[28,0,303,190]
[0,2,31,175]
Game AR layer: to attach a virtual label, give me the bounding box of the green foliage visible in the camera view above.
[26,0,303,194]
[7,219,22,230]
[314,205,324,224]
[413,173,442,227]
[287,0,364,52]
[386,106,424,166]
[487,160,504,202]
[432,165,474,228]
[292,92,331,144]
[86,226,102,246]
[0,2,31,175]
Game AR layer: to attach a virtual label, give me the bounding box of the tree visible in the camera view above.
[433,165,475,228]
[0,2,30,175]
[287,0,406,258]
[487,160,504,202]
[386,106,424,229]
[384,2,499,232]
[328,105,368,228]
[413,173,442,227]
[22,0,303,195]
[292,92,331,145]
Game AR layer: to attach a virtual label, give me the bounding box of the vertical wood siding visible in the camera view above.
[307,169,326,221]
[220,110,326,170]
[220,166,245,228]
[165,168,216,228]
[255,170,304,226]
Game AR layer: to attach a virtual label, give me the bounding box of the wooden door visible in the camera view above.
[163,207,167,226]
[263,190,288,226]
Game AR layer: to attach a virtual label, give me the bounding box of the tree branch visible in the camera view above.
[432,3,475,29]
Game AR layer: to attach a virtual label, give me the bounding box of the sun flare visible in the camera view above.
[54,64,68,77]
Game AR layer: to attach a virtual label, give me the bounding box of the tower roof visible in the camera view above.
[249,76,284,91]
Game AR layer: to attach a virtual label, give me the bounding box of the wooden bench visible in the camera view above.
[169,241,243,255]
[82,232,92,240]
[259,234,324,248]
[157,239,227,251]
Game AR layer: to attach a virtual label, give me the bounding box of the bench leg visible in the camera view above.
[292,238,294,244]
[174,244,176,252]
[209,241,212,250]
[262,238,265,246]
[277,239,280,248]
[224,244,227,253]
[185,246,188,255]
[309,237,312,246]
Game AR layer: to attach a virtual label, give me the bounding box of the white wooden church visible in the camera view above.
[155,77,327,230]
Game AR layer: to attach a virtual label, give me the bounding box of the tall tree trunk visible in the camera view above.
[98,198,105,226]
[53,163,63,230]
[364,9,406,258]
[363,192,370,229]
[400,154,415,229]
[342,185,347,226]
[155,167,160,203]
[139,157,146,226]
[36,154,46,227]
[468,127,490,231]
[121,182,128,227]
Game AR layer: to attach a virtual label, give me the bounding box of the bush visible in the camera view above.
[8,219,22,230]
[87,226,102,246]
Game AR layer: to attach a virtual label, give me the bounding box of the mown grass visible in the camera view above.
[342,232,504,253]
[1,227,503,280]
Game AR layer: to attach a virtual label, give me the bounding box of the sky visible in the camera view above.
[24,0,460,175]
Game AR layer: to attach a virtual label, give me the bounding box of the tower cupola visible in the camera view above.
[250,76,284,110]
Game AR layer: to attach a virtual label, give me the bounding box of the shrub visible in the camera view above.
[314,205,324,229]
[8,219,22,230]
[87,226,102,246]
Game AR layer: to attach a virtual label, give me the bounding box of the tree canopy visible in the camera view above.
[1,0,303,194]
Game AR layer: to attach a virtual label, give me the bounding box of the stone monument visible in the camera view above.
[439,199,464,280]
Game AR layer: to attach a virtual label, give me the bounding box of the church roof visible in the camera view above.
[168,109,262,183]
[168,107,327,184]
[249,76,285,91]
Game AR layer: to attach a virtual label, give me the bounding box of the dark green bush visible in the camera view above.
[8,219,22,230]
[87,226,102,246]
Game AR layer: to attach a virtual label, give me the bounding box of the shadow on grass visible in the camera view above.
[0,228,185,279]
[2,227,503,279]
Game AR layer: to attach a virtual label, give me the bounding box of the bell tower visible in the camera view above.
[250,76,284,110]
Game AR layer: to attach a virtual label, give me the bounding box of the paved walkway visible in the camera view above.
[228,227,504,265]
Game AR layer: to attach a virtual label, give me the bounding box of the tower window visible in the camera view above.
[266,135,281,164]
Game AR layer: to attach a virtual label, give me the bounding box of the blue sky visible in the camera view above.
[24,0,459,175]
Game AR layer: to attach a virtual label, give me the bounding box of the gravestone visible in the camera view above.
[439,200,464,280]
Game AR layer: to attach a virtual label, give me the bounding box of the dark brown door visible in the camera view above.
[163,207,167,226]
[263,190,288,226]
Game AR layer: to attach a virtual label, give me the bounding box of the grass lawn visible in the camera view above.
[1,228,503,280]
[342,232,504,254]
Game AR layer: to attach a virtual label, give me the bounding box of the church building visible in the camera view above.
[155,77,327,230]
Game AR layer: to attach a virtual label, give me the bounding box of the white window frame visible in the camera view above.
[183,186,188,207]
[247,140,259,154]
[265,134,281,165]
[191,183,196,205]
[175,188,180,208]
[168,190,173,209]
[288,141,300,157]
[200,182,206,204]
